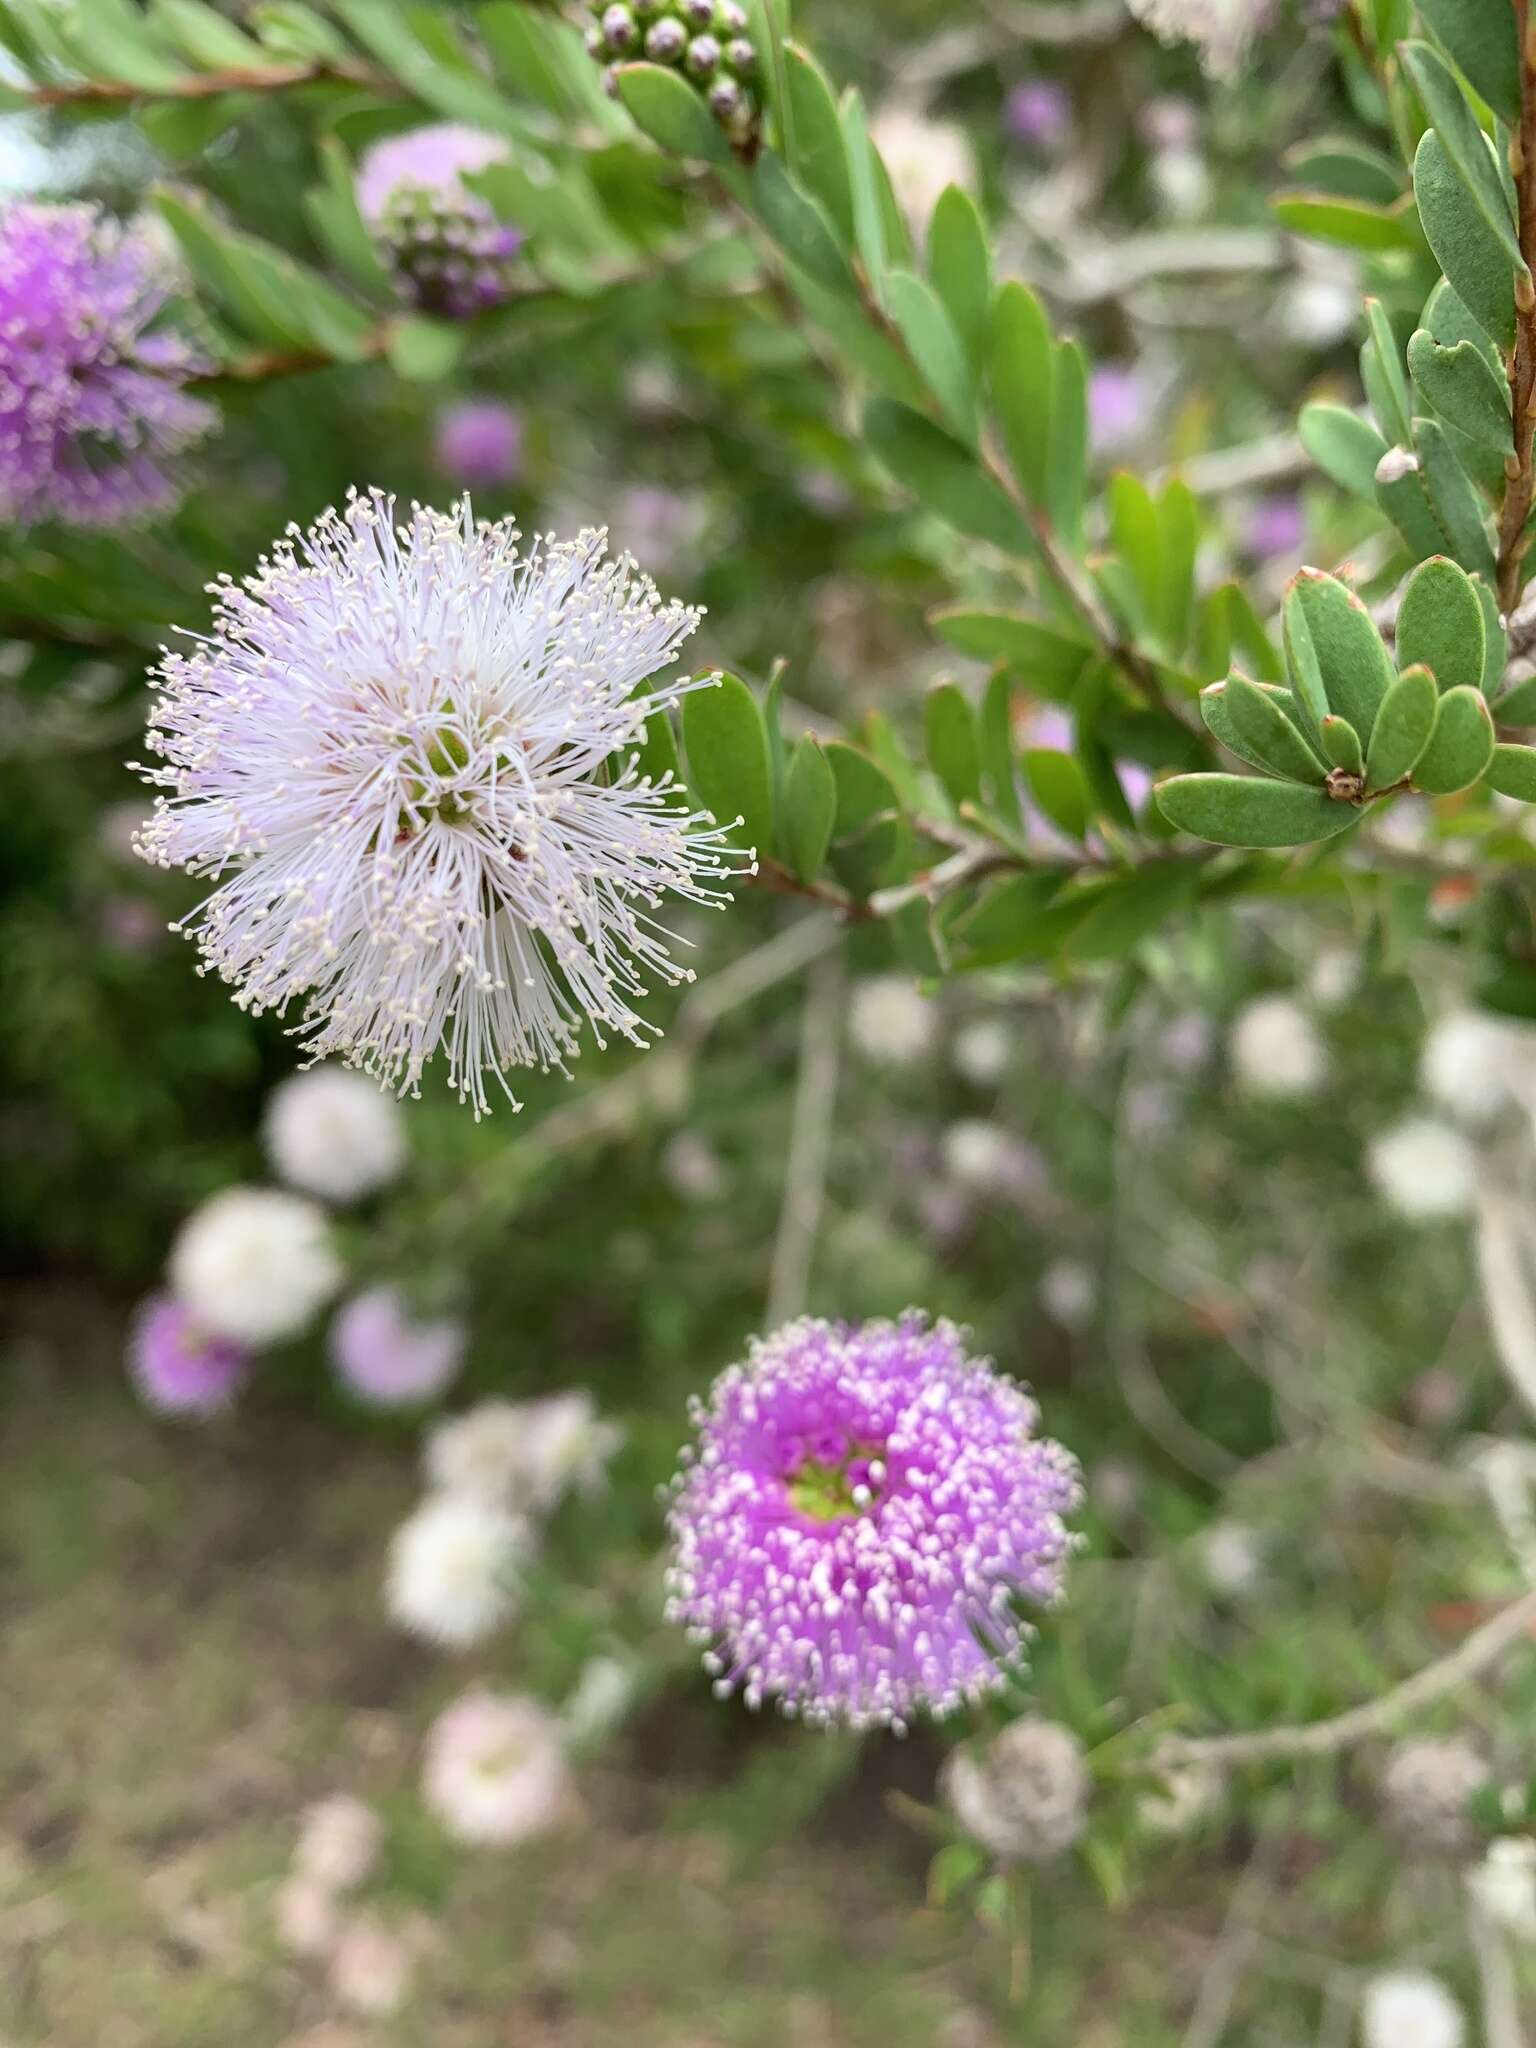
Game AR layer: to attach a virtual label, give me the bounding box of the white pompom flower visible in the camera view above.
[1125,0,1266,78]
[1359,1970,1465,2048]
[1228,994,1326,1100]
[264,1064,406,1203]
[1468,1836,1536,1940]
[135,490,744,1116]
[1365,1116,1478,1222]
[170,1185,341,1347]
[425,1392,621,1514]
[385,1494,530,1649]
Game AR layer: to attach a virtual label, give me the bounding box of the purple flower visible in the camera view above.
[1245,492,1304,561]
[665,1314,1081,1729]
[1004,80,1070,152]
[0,203,213,527]
[127,1294,249,1416]
[356,125,524,318]
[433,399,523,487]
[329,1286,465,1405]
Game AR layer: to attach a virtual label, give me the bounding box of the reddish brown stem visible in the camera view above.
[22,60,388,107]
[1498,0,1536,613]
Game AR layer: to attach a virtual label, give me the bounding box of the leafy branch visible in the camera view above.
[1499,0,1536,611]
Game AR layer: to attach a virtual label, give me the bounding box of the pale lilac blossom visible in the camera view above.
[330,1287,465,1406]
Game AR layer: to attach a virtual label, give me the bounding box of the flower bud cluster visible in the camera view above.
[586,0,761,154]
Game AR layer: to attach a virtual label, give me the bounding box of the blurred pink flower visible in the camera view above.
[423,1690,570,1844]
[330,1287,465,1406]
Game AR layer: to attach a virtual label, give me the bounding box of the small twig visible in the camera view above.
[764,953,845,1325]
[21,59,390,106]
[1152,1582,1536,1769]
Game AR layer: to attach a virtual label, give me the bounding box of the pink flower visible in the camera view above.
[422,1690,570,1844]
[330,1288,465,1406]
[127,1294,249,1416]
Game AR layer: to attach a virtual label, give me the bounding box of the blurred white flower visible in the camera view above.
[170,1187,341,1347]
[1468,1836,1536,1940]
[273,1875,338,1957]
[293,1795,382,1893]
[661,1130,727,1203]
[1138,1759,1222,1836]
[564,1654,637,1746]
[1380,1737,1489,1856]
[1200,1520,1264,1597]
[850,973,937,1067]
[1359,1970,1465,2048]
[1308,945,1361,1011]
[1040,1258,1096,1331]
[1125,0,1263,76]
[328,1913,414,2017]
[1285,250,1361,350]
[264,1066,406,1204]
[1159,1011,1212,1072]
[385,1494,528,1649]
[423,1690,570,1844]
[1366,1117,1477,1222]
[869,105,974,234]
[952,1017,1011,1087]
[1228,994,1326,1099]
[1150,146,1210,220]
[1421,1010,1532,1126]
[425,1393,620,1514]
[942,1719,1089,1863]
[940,1119,1045,1200]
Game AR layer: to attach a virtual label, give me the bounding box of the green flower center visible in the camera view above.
[786,1445,885,1524]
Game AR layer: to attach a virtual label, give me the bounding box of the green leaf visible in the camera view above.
[1215,581,1284,682]
[1281,137,1404,207]
[304,136,395,297]
[1395,554,1488,688]
[781,736,836,882]
[1284,568,1395,742]
[252,2,354,64]
[615,61,731,163]
[1499,675,1536,722]
[886,269,976,440]
[1418,0,1520,122]
[1400,42,1522,267]
[1200,676,1302,772]
[1365,664,1439,789]
[1412,682,1496,791]
[1063,862,1199,962]
[841,88,888,305]
[156,189,375,358]
[1271,192,1419,251]
[950,872,1077,967]
[783,42,854,246]
[383,315,462,381]
[1046,339,1088,550]
[1363,297,1413,444]
[1319,714,1365,775]
[62,0,189,86]
[1156,773,1360,848]
[1024,749,1091,839]
[1376,451,1458,560]
[682,672,775,854]
[928,609,1093,692]
[924,683,981,808]
[1487,743,1536,798]
[1299,403,1389,499]
[1224,671,1328,783]
[480,1,622,127]
[632,703,681,789]
[980,670,1021,828]
[1407,328,1511,448]
[332,0,523,135]
[152,0,264,65]
[1414,416,1497,579]
[824,740,899,835]
[989,281,1053,507]
[865,400,1035,554]
[1477,577,1508,694]
[928,186,991,372]
[1414,128,1516,348]
[748,150,852,292]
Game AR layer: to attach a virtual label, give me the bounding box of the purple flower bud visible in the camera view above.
[717,0,748,26]
[724,35,755,71]
[355,125,524,320]
[685,31,720,74]
[601,3,637,50]
[708,75,742,119]
[681,0,715,22]
[644,16,686,60]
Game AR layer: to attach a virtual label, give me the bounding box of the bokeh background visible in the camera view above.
[5,1,1536,2043]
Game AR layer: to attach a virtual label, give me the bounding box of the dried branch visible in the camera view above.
[21,59,389,106]
[1497,0,1536,612]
